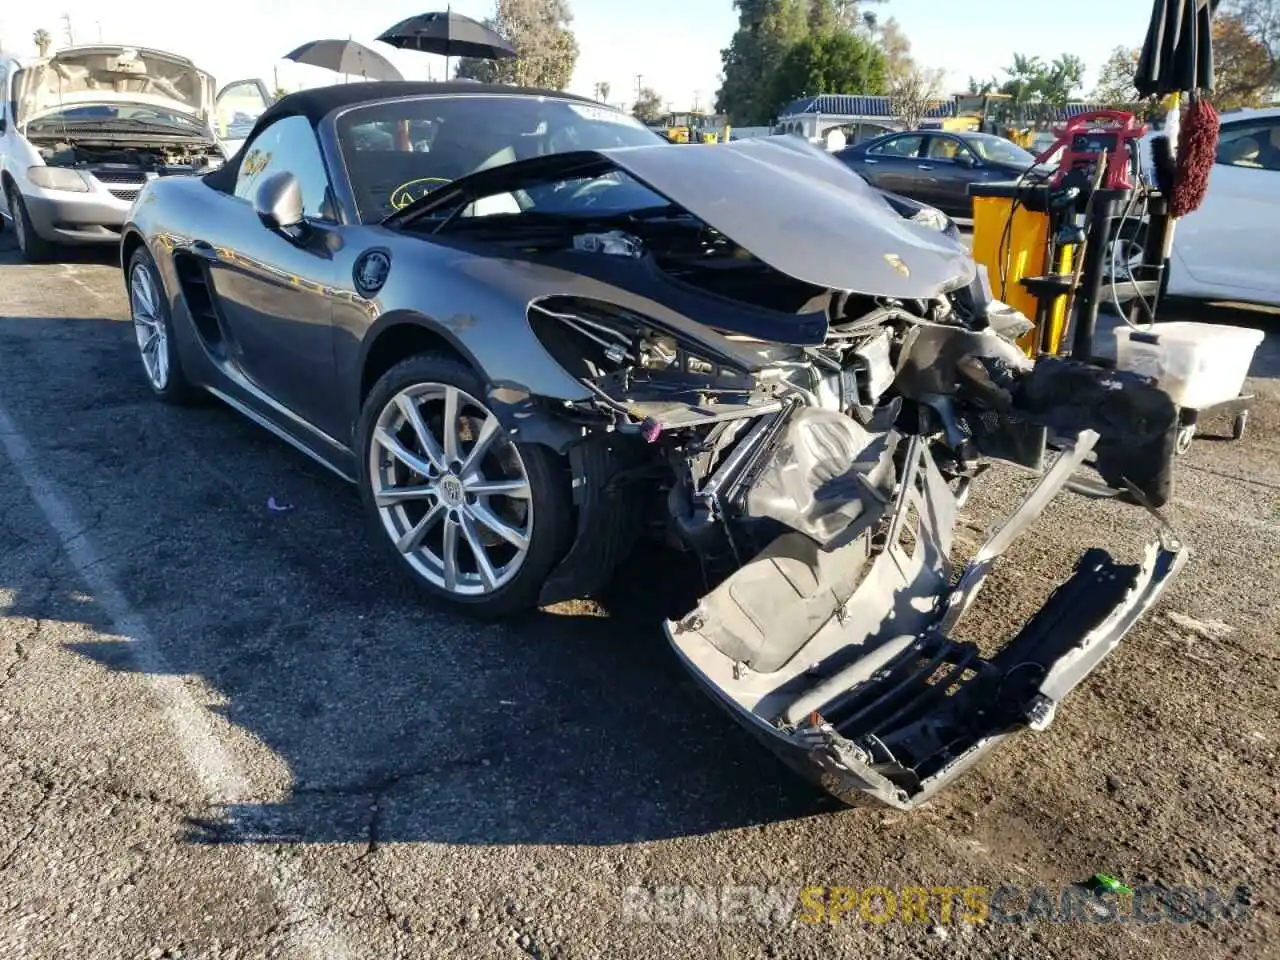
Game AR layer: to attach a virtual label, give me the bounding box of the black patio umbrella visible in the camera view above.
[377,11,516,76]
[1134,0,1220,97]
[283,39,404,82]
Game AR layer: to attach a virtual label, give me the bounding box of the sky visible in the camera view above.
[0,0,1156,112]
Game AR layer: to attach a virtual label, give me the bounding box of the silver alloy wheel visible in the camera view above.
[129,262,170,390]
[1105,235,1145,279]
[369,383,533,597]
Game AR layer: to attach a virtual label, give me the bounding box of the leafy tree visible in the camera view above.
[33,28,52,57]
[999,53,1045,109]
[768,29,888,114]
[889,62,945,129]
[716,0,809,124]
[632,87,665,124]
[454,0,578,90]
[1038,53,1085,107]
[1214,12,1274,108]
[808,0,887,31]
[1222,0,1279,85]
[873,16,913,83]
[1091,46,1142,106]
[996,52,1084,112]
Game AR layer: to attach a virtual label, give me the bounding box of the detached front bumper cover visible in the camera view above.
[666,430,1187,809]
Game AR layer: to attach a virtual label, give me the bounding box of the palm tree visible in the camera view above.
[33,28,52,57]
[599,81,611,104]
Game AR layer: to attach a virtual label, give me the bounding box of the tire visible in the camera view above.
[7,189,56,263]
[126,246,199,405]
[357,353,574,619]
[1232,410,1249,441]
[1104,219,1147,280]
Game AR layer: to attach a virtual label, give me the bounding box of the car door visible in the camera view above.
[858,133,926,195]
[214,78,272,156]
[202,113,342,435]
[918,135,988,214]
[1171,115,1280,302]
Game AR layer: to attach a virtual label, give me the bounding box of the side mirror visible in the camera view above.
[955,152,976,168]
[254,171,305,234]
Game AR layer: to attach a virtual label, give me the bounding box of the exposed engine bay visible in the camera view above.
[34,138,223,178]
[514,224,1184,809]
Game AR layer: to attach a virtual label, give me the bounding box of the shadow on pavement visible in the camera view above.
[0,312,836,847]
[3,292,1274,851]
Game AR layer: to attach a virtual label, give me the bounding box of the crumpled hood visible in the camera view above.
[395,135,976,300]
[15,45,214,127]
[601,135,976,299]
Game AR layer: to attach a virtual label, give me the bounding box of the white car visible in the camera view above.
[0,45,269,261]
[1120,106,1280,306]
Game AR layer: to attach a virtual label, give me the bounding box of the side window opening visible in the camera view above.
[871,135,923,158]
[233,114,337,221]
[1216,121,1280,172]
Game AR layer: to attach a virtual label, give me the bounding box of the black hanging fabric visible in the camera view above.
[1135,0,1220,96]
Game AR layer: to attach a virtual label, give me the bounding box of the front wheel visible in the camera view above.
[7,190,56,263]
[357,354,574,618]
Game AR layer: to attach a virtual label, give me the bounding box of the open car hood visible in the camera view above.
[14,45,214,128]
[395,136,975,300]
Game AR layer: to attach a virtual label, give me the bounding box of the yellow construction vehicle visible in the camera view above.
[656,111,732,144]
[921,93,1036,148]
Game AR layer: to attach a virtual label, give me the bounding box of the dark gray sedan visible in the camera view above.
[835,130,1038,217]
[119,81,1183,810]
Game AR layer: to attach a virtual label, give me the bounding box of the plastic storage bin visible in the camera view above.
[1114,321,1264,410]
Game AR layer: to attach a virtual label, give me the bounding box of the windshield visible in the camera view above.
[963,134,1035,166]
[336,95,664,222]
[26,104,208,137]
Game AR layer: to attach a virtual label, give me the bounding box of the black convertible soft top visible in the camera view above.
[205,81,596,193]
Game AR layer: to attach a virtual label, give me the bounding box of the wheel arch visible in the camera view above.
[120,228,147,277]
[354,309,585,455]
[357,311,480,409]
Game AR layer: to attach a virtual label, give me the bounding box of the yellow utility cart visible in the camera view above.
[970,181,1077,357]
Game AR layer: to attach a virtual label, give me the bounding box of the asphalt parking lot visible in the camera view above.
[0,233,1277,960]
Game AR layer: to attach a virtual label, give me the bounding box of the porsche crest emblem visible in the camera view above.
[353,249,392,298]
[884,253,911,278]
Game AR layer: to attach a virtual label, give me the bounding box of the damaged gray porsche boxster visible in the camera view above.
[121,82,1187,808]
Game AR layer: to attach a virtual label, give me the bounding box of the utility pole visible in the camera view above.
[635,74,643,98]
[96,21,102,42]
[61,12,72,46]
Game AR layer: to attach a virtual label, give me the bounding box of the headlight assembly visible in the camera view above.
[27,166,91,193]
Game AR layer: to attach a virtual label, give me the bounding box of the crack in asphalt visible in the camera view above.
[0,779,51,874]
[292,753,500,800]
[353,845,414,960]
[0,551,60,696]
[0,742,200,816]
[0,640,29,694]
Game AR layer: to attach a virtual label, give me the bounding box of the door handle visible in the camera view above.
[917,164,934,170]
[864,158,879,164]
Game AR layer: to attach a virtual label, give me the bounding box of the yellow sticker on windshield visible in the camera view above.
[390,177,452,210]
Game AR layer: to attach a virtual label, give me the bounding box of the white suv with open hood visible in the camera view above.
[0,45,269,261]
